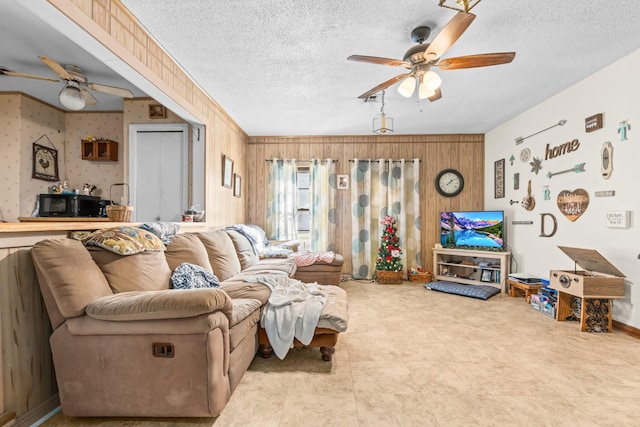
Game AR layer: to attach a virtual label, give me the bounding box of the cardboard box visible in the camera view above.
[549,246,625,298]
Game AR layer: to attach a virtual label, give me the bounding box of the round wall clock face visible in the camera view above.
[435,169,464,197]
[520,148,531,162]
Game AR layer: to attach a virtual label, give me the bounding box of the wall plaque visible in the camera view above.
[585,113,603,132]
[605,211,629,228]
[557,189,589,222]
[494,158,505,199]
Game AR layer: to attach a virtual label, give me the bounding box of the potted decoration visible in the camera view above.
[375,215,404,284]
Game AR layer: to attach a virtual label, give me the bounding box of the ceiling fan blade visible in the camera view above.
[0,68,59,82]
[436,52,516,70]
[39,56,73,81]
[87,82,133,98]
[348,55,411,68]
[428,88,442,102]
[424,12,476,60]
[80,88,98,105]
[357,73,411,100]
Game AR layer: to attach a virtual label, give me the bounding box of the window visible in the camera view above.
[296,163,311,247]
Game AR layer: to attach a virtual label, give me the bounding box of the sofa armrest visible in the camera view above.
[85,288,233,322]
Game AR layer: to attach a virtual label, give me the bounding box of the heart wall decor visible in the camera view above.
[557,189,590,222]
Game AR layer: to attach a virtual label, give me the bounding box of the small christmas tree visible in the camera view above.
[375,215,403,272]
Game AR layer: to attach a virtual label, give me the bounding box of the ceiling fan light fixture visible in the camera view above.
[373,90,394,135]
[439,0,481,13]
[418,84,436,100]
[59,83,86,110]
[397,77,416,97]
[422,70,442,91]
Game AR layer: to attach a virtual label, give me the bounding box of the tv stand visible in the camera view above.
[432,248,511,293]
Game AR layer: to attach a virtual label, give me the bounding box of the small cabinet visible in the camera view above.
[433,248,511,292]
[82,139,118,161]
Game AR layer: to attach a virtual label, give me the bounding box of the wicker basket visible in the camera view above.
[106,205,134,222]
[376,270,403,284]
[106,183,133,222]
[407,271,433,282]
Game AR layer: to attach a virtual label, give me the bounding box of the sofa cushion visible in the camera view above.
[164,233,214,273]
[89,248,172,293]
[82,226,166,255]
[219,279,271,305]
[229,309,260,352]
[85,288,233,322]
[31,239,112,322]
[225,229,259,269]
[197,231,242,281]
[171,263,220,289]
[230,298,262,327]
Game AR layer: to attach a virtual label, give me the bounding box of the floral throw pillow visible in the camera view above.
[259,244,294,259]
[82,226,166,255]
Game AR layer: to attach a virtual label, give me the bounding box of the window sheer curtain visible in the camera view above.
[310,159,337,252]
[350,159,421,279]
[266,159,298,240]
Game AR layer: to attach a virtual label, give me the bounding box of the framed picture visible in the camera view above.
[494,158,505,199]
[480,269,493,283]
[222,155,234,188]
[149,104,167,119]
[233,174,241,197]
[513,172,520,190]
[32,143,60,182]
[337,174,349,190]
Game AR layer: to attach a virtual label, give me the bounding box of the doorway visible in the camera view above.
[129,123,188,222]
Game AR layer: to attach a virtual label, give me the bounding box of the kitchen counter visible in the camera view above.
[18,216,112,222]
[0,220,214,246]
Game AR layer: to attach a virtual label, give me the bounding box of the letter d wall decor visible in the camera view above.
[539,213,558,237]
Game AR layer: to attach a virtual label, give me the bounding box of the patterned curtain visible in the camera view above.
[310,159,337,252]
[266,159,298,240]
[350,159,421,279]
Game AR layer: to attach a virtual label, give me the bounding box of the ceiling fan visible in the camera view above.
[0,56,133,110]
[347,12,515,102]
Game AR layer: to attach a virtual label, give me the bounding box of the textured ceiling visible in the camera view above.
[120,0,640,135]
[0,1,146,112]
[2,1,640,136]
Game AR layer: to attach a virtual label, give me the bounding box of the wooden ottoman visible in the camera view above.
[259,284,349,361]
[293,253,344,285]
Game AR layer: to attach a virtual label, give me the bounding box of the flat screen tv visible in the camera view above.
[440,210,505,251]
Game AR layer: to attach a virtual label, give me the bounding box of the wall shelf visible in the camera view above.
[82,139,118,161]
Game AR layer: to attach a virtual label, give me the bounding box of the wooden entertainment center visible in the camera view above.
[433,248,511,292]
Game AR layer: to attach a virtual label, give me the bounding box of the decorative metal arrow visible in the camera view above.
[546,163,586,178]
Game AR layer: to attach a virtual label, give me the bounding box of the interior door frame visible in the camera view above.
[129,123,189,221]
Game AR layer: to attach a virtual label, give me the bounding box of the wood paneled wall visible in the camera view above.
[56,0,249,228]
[247,134,484,274]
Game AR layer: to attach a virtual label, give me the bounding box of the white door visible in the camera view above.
[129,124,188,222]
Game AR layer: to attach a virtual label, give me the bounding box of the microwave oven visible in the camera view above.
[39,194,102,217]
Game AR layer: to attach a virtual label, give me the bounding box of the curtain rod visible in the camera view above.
[348,159,421,163]
[265,159,338,163]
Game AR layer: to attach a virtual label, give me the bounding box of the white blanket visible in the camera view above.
[244,275,327,359]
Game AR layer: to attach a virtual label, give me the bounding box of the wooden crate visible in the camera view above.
[376,270,403,284]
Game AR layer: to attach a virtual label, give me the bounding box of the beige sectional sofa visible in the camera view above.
[31,227,348,418]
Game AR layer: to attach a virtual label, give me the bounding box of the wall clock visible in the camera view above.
[32,143,59,182]
[435,169,464,197]
[519,148,531,162]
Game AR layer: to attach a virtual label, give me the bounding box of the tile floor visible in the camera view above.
[42,280,640,426]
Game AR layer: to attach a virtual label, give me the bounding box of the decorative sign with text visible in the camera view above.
[585,113,603,132]
[557,189,589,222]
[605,211,629,228]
